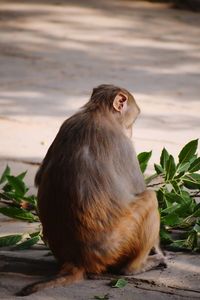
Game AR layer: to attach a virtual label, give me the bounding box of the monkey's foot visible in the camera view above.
[123,254,167,276]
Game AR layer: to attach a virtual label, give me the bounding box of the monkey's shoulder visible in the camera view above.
[58,113,122,145]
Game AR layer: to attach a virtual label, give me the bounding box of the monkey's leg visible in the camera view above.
[140,239,167,273]
[123,252,166,275]
[122,190,166,275]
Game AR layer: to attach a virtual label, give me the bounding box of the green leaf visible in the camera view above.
[2,183,13,192]
[0,165,11,184]
[176,162,190,174]
[174,172,185,179]
[15,235,40,250]
[164,191,195,218]
[137,151,152,173]
[161,202,181,214]
[165,155,176,180]
[164,192,183,204]
[30,231,41,238]
[110,278,128,288]
[181,194,194,208]
[180,205,200,228]
[6,175,27,196]
[170,239,186,249]
[0,234,22,247]
[156,189,165,208]
[161,213,181,226]
[176,203,194,218]
[179,215,196,228]
[94,294,109,300]
[193,207,200,217]
[178,139,198,164]
[193,223,200,233]
[186,231,197,250]
[189,155,198,164]
[23,195,37,206]
[181,190,193,200]
[170,181,182,194]
[182,173,200,190]
[160,228,173,244]
[0,207,38,222]
[160,148,170,169]
[188,157,200,173]
[154,164,164,175]
[17,171,27,181]
[2,191,22,203]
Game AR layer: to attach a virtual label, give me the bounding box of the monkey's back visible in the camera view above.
[37,110,145,270]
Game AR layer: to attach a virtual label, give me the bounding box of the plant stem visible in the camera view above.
[147,182,164,188]
[145,173,159,185]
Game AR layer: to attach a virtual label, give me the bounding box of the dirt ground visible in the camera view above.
[0,0,200,299]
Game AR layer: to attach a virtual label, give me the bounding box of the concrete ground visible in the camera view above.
[0,0,200,299]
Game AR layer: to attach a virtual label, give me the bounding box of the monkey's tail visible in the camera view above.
[16,266,85,296]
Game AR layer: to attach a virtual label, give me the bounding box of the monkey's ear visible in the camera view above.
[113,93,128,113]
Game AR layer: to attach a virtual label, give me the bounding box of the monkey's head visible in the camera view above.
[89,84,140,138]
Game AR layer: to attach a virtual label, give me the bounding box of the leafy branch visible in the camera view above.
[0,166,41,249]
[138,139,200,252]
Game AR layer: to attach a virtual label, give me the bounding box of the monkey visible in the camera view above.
[17,84,166,296]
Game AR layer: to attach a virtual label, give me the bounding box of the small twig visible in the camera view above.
[0,198,13,205]
[0,158,40,166]
[0,198,19,208]
[147,182,164,188]
[0,197,37,213]
[191,191,200,198]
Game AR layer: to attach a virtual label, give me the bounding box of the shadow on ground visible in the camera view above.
[0,249,200,299]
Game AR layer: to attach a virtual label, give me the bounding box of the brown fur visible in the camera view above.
[17,84,165,296]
